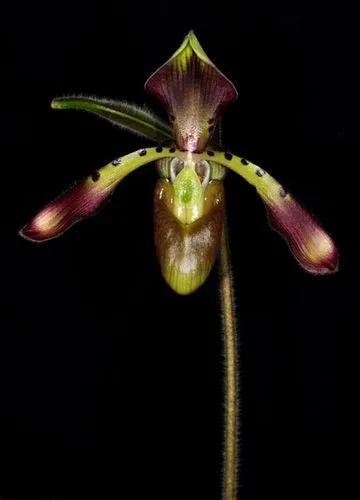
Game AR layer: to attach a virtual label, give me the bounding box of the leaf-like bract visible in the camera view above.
[51,96,173,142]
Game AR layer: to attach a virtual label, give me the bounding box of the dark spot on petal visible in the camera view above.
[256,168,265,177]
[155,146,163,153]
[112,158,121,166]
[169,114,175,121]
[207,151,215,157]
[208,125,214,133]
[139,149,147,156]
[224,152,233,161]
[208,117,215,124]
[169,147,176,153]
[91,171,100,182]
[279,186,287,197]
[241,158,249,165]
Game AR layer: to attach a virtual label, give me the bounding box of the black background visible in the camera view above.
[0,1,355,499]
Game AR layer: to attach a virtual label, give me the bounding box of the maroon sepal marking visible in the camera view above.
[145,37,237,152]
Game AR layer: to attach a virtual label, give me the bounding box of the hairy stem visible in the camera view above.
[219,216,239,500]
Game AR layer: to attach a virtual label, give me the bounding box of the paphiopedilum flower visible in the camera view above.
[20,31,338,294]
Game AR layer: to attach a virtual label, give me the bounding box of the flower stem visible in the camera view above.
[219,216,239,500]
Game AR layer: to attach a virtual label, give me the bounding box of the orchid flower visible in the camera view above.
[20,31,338,294]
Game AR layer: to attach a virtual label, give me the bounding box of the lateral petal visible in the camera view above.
[20,147,180,242]
[193,150,338,274]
